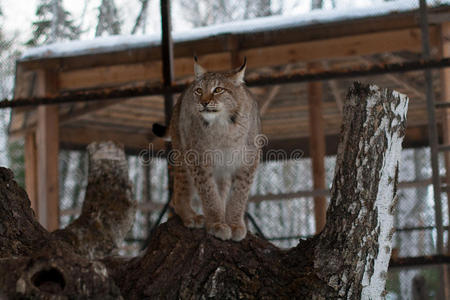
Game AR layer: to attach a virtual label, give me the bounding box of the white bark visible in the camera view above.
[360,88,408,298]
[314,83,409,299]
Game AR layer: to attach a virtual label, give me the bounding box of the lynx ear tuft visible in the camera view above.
[194,56,207,79]
[231,57,247,84]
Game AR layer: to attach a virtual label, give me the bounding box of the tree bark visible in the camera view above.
[0,141,134,298]
[0,83,408,299]
[314,83,408,299]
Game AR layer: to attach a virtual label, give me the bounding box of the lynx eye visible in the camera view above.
[194,88,203,95]
[213,87,224,94]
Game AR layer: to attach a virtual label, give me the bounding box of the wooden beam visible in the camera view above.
[17,66,39,217]
[227,36,241,69]
[241,27,437,69]
[259,65,293,116]
[307,63,327,234]
[59,126,165,152]
[328,80,343,114]
[359,56,423,99]
[9,96,164,139]
[35,70,60,231]
[321,62,343,114]
[55,28,438,91]
[59,52,230,91]
[24,132,38,214]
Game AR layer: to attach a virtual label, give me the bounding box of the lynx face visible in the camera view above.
[190,59,246,124]
[193,75,240,122]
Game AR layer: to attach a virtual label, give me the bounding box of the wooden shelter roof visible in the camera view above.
[10,3,450,156]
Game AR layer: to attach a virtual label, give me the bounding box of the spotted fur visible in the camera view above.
[166,58,261,241]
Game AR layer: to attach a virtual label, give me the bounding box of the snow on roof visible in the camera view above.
[21,0,450,61]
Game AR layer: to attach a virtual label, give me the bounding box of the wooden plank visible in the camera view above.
[227,36,241,68]
[24,132,38,215]
[359,56,423,99]
[91,108,164,122]
[241,28,438,68]
[36,70,60,231]
[59,52,230,91]
[56,28,438,91]
[79,114,156,129]
[307,62,327,234]
[60,126,159,151]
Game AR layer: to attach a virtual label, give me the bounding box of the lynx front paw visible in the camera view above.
[207,223,232,241]
[230,224,247,241]
[183,214,205,229]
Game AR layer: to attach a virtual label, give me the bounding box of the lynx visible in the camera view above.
[156,58,261,241]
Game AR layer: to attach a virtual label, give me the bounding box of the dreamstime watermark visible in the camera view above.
[138,134,304,166]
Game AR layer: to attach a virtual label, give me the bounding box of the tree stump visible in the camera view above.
[0,83,408,299]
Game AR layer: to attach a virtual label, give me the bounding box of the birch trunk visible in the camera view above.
[314,83,408,299]
[0,83,408,299]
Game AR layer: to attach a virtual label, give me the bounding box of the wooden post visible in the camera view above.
[24,132,38,214]
[439,21,450,300]
[307,63,327,233]
[228,36,241,69]
[35,70,60,231]
[20,68,39,216]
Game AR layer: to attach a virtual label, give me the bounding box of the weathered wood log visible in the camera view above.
[0,141,135,299]
[53,142,136,258]
[0,83,408,299]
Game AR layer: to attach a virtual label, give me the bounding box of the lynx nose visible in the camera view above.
[201,102,209,108]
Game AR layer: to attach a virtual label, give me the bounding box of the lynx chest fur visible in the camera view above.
[167,58,261,241]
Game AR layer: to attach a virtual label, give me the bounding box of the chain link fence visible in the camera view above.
[56,145,449,298]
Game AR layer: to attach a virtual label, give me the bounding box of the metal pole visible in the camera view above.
[419,3,448,299]
[419,0,444,256]
[160,0,174,220]
[160,0,174,195]
[161,0,174,125]
[4,58,450,109]
[142,0,174,250]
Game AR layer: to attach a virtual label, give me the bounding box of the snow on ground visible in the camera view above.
[21,0,450,61]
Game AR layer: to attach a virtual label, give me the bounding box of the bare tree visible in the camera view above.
[27,0,81,46]
[131,0,150,34]
[95,0,121,37]
[311,0,337,9]
[178,0,284,27]
[311,0,323,9]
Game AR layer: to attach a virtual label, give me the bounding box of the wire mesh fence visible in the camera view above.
[56,145,449,252]
[387,265,444,300]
